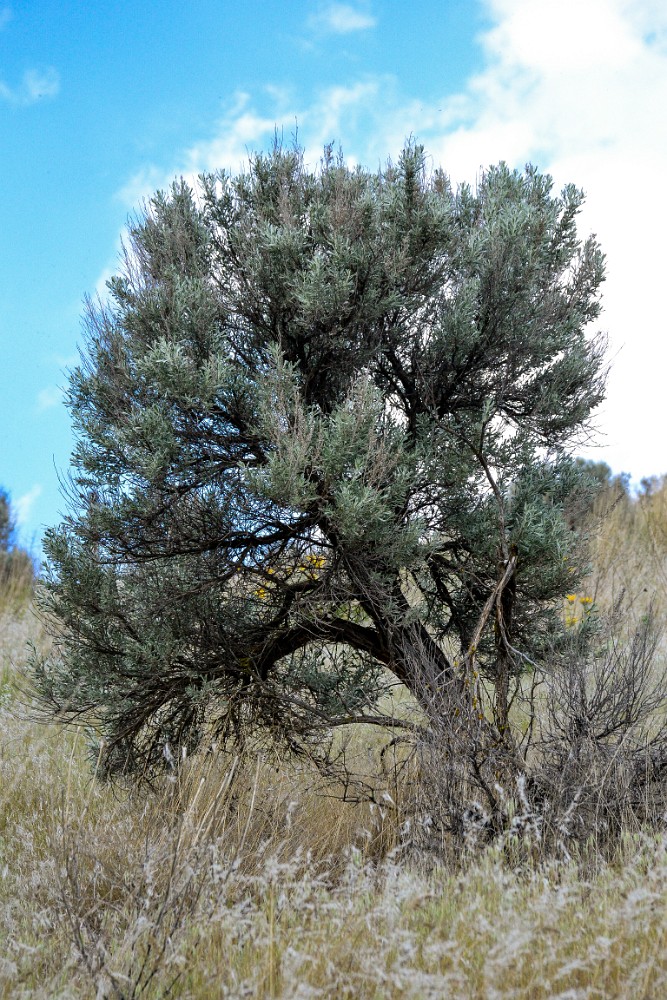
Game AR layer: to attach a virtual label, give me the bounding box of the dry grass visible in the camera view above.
[2,484,667,997]
[2,635,666,999]
[588,477,667,622]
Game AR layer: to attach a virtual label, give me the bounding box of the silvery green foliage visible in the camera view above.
[34,143,606,778]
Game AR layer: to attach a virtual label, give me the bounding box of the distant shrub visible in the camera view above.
[0,488,35,610]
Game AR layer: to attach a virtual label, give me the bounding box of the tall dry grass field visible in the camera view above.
[1,485,667,998]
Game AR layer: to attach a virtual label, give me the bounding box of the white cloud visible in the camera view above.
[51,351,79,370]
[0,66,60,106]
[36,386,63,412]
[224,81,411,169]
[482,0,643,73]
[420,0,667,478]
[115,82,390,214]
[15,485,42,527]
[309,3,376,34]
[93,263,120,303]
[117,93,280,209]
[297,80,385,164]
[22,67,60,101]
[427,0,667,180]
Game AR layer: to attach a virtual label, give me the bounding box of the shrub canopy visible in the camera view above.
[35,143,606,779]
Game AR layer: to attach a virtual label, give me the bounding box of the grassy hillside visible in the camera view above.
[1,483,667,998]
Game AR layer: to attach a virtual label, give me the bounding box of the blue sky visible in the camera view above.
[2,0,667,552]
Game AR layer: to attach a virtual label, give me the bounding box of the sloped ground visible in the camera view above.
[0,607,665,999]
